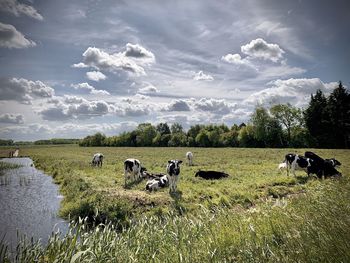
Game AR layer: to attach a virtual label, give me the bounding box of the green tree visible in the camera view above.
[195,130,210,147]
[171,123,183,134]
[270,103,303,146]
[156,123,171,136]
[136,123,157,146]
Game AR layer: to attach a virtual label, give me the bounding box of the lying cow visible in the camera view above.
[124,158,143,187]
[195,170,229,179]
[325,158,341,168]
[166,160,182,193]
[186,151,193,166]
[146,175,169,192]
[91,153,104,167]
[305,151,341,178]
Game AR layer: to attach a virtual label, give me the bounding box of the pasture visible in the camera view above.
[1,145,350,262]
[1,145,348,222]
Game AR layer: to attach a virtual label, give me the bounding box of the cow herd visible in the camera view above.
[90,150,343,194]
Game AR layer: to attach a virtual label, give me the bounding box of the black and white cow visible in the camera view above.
[195,170,229,179]
[145,175,169,192]
[124,158,142,186]
[284,153,311,176]
[304,151,342,178]
[166,160,183,193]
[325,158,341,168]
[91,153,104,167]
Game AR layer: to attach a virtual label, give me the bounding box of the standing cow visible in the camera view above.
[166,160,182,193]
[186,151,193,166]
[284,153,311,176]
[91,153,104,167]
[124,158,142,187]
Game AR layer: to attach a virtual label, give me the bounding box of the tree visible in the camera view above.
[327,81,350,148]
[171,123,183,134]
[136,123,157,146]
[270,103,303,146]
[195,130,210,147]
[156,123,171,136]
[304,90,331,147]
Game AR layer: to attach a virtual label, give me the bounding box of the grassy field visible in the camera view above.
[1,145,349,262]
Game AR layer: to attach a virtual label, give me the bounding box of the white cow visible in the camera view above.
[91,153,104,167]
[124,158,142,187]
[166,160,182,193]
[145,175,169,192]
[186,151,193,166]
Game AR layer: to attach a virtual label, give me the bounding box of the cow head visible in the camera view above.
[329,158,341,168]
[167,160,182,176]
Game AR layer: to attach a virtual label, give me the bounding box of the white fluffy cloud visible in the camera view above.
[137,84,159,95]
[0,22,36,49]
[0,113,24,124]
[86,71,107,82]
[193,71,214,81]
[0,0,43,20]
[74,43,155,76]
[71,82,110,95]
[0,77,54,104]
[194,98,235,114]
[245,78,338,107]
[241,38,284,62]
[164,99,191,111]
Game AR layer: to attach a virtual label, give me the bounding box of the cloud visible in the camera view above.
[0,77,54,104]
[241,38,284,62]
[194,98,235,114]
[0,113,24,124]
[137,84,159,95]
[164,99,191,111]
[0,22,36,49]
[0,0,43,20]
[193,71,214,81]
[86,71,107,82]
[75,43,155,76]
[71,62,89,68]
[245,78,338,107]
[70,82,110,95]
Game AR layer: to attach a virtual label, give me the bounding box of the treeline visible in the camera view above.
[80,82,349,149]
[0,138,79,146]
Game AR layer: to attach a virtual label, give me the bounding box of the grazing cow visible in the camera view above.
[166,160,182,193]
[186,151,193,166]
[124,158,142,186]
[145,175,169,192]
[305,151,342,178]
[91,153,104,167]
[195,170,229,179]
[284,153,311,176]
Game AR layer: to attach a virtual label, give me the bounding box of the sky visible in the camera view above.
[0,0,349,141]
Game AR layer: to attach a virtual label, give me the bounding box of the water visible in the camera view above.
[0,158,68,251]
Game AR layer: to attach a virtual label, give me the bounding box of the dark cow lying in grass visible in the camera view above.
[195,170,229,179]
[285,152,341,178]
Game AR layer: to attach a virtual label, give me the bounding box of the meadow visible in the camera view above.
[1,145,349,262]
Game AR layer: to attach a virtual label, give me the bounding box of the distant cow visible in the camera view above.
[146,175,169,192]
[124,158,142,186]
[305,151,341,178]
[195,170,229,180]
[91,153,104,167]
[166,160,182,193]
[284,153,311,176]
[8,148,19,158]
[186,151,193,166]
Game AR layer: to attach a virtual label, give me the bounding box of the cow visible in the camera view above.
[145,175,169,192]
[8,148,19,158]
[304,151,342,178]
[124,158,142,187]
[166,160,182,193]
[91,153,104,167]
[284,153,311,176]
[325,158,341,168]
[186,151,193,166]
[195,170,229,179]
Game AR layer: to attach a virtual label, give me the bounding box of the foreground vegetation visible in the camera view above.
[2,168,350,262]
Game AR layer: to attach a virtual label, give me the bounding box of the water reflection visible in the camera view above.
[0,158,68,251]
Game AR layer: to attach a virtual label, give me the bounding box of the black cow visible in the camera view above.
[304,151,341,178]
[195,170,229,179]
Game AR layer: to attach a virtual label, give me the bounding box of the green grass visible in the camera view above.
[0,161,21,176]
[2,145,348,225]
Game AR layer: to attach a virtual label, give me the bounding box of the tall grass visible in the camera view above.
[2,176,350,262]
